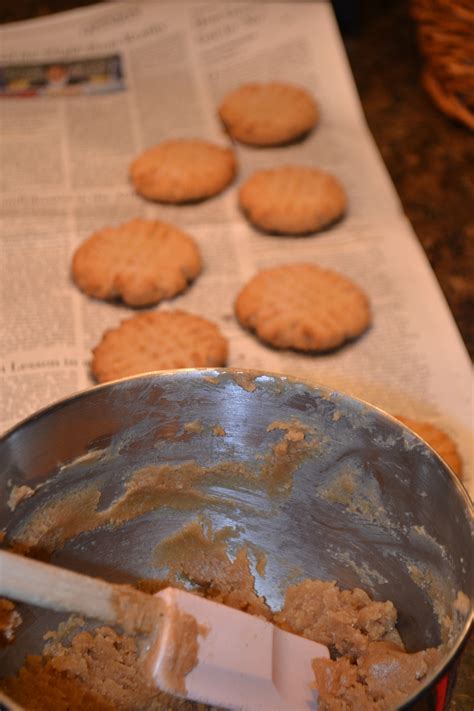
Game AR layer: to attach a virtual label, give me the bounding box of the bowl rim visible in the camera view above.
[2,366,472,507]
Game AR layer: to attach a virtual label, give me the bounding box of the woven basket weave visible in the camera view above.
[411,0,474,130]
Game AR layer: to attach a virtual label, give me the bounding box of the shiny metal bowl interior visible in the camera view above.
[0,369,472,707]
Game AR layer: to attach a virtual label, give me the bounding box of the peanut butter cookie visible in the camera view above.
[219,82,318,146]
[239,166,346,234]
[235,263,371,351]
[72,218,202,307]
[130,139,236,203]
[92,310,228,383]
[395,416,463,478]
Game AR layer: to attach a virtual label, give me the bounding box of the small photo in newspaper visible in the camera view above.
[0,54,125,98]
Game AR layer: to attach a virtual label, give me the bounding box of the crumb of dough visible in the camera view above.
[266,420,310,438]
[212,425,226,436]
[231,371,257,392]
[267,419,309,456]
[261,419,317,494]
[454,590,470,616]
[7,484,35,511]
[0,598,22,643]
[274,579,398,659]
[43,614,85,645]
[183,421,204,434]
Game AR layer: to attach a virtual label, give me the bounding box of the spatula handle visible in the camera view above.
[0,549,156,633]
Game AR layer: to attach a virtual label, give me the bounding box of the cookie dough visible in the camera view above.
[0,599,22,644]
[1,521,441,711]
[0,626,207,711]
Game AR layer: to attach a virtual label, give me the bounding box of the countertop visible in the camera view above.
[0,2,472,710]
[344,0,473,362]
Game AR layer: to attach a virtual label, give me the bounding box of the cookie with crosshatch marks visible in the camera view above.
[239,166,347,235]
[235,263,371,351]
[218,82,319,146]
[91,310,228,383]
[395,416,463,478]
[72,218,202,307]
[130,139,237,203]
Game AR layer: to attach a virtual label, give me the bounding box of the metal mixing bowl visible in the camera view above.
[0,369,472,710]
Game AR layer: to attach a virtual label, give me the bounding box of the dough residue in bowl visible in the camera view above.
[7,421,317,557]
[1,519,442,711]
[0,599,22,644]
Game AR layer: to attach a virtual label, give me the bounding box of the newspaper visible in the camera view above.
[0,1,472,497]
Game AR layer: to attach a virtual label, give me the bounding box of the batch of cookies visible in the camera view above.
[71,81,463,478]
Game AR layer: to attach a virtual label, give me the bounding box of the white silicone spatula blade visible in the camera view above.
[150,587,330,711]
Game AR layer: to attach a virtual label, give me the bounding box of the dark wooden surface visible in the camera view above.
[0,2,472,710]
[343,0,473,361]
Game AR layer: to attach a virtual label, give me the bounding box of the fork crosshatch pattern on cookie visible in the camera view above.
[239,166,347,235]
[72,218,202,307]
[235,264,371,351]
[219,81,319,146]
[92,310,228,383]
[130,139,237,203]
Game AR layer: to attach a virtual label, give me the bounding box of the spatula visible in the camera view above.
[0,549,329,710]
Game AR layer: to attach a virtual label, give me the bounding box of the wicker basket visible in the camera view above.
[411,0,474,130]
